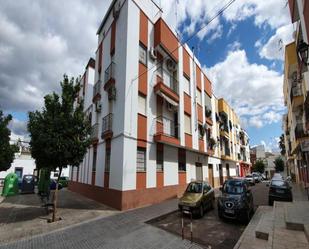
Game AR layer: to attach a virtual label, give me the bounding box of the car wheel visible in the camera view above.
[218,209,223,219]
[242,210,250,224]
[199,205,204,218]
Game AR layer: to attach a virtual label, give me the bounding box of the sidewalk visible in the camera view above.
[291,182,308,201]
[0,198,202,249]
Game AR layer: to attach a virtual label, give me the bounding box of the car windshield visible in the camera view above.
[186,182,202,193]
[271,180,286,187]
[223,181,244,194]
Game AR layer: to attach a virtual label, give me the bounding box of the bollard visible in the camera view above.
[182,211,184,240]
[190,212,193,243]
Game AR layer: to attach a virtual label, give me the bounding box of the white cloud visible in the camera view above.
[228,40,242,51]
[205,49,285,128]
[261,137,280,152]
[258,24,294,60]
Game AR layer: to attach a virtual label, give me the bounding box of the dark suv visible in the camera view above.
[268,178,292,205]
[218,179,254,222]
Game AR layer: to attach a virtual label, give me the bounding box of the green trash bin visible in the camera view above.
[2,173,19,197]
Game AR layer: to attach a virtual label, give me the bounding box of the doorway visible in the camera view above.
[195,163,203,181]
[15,167,23,179]
[226,164,230,179]
[219,164,223,185]
[208,164,214,187]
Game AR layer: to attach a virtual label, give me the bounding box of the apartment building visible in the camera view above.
[68,0,251,210]
[283,0,309,185]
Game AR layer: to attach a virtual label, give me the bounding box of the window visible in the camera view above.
[198,124,205,139]
[184,114,191,134]
[105,147,110,172]
[197,90,202,105]
[178,148,186,171]
[156,144,163,171]
[139,44,147,65]
[92,149,97,172]
[138,94,146,115]
[183,75,190,95]
[137,147,146,172]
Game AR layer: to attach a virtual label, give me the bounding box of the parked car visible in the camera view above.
[252,172,261,183]
[50,179,63,190]
[178,181,215,218]
[267,179,293,205]
[218,178,254,222]
[272,173,283,180]
[245,174,255,186]
[58,177,69,188]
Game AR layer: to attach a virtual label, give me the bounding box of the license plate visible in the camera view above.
[183,206,190,211]
[225,209,235,214]
[276,189,284,194]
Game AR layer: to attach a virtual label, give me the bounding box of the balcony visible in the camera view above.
[104,62,115,91]
[295,123,306,140]
[154,67,179,103]
[91,123,99,144]
[205,107,213,126]
[290,84,304,110]
[101,113,113,140]
[92,80,102,102]
[288,0,299,23]
[220,124,229,138]
[154,116,180,146]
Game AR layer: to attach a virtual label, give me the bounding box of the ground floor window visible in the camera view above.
[92,148,97,172]
[105,147,110,172]
[137,147,146,172]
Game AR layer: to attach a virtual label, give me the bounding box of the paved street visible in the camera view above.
[148,182,269,249]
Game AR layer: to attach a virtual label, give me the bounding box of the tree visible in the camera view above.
[279,134,286,156]
[28,75,91,222]
[274,157,284,172]
[252,159,265,174]
[0,111,18,172]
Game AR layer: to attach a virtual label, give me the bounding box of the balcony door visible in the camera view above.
[208,164,214,187]
[219,164,223,185]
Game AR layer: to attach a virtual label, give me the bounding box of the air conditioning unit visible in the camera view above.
[95,102,102,112]
[113,1,121,19]
[166,58,177,72]
[149,47,157,60]
[108,85,116,101]
[166,102,174,112]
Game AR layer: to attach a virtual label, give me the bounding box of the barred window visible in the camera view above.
[105,147,110,172]
[156,144,163,171]
[137,148,146,172]
[92,149,97,172]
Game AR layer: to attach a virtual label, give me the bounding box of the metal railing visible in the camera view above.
[157,67,179,94]
[91,123,99,139]
[93,80,102,97]
[155,116,179,138]
[290,83,302,103]
[104,62,115,84]
[102,113,113,134]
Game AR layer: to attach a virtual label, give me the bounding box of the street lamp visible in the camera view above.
[297,41,309,66]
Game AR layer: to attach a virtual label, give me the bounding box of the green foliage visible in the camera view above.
[274,157,284,172]
[279,134,286,156]
[0,111,18,172]
[252,159,265,173]
[28,75,91,177]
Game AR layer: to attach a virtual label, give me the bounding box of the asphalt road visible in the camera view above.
[148,182,269,249]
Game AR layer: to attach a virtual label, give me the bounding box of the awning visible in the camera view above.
[157,91,179,107]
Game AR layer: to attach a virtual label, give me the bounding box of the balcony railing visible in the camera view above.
[102,113,113,135]
[155,116,179,138]
[157,67,179,94]
[104,62,115,84]
[290,84,302,103]
[93,80,102,98]
[295,123,305,139]
[91,123,99,140]
[224,147,231,156]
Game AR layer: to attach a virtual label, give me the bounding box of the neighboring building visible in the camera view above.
[68,0,251,210]
[265,152,282,179]
[0,141,69,185]
[283,0,309,186]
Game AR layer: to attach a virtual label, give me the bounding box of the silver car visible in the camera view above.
[245,174,255,185]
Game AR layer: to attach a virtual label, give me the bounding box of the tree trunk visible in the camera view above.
[52,167,62,222]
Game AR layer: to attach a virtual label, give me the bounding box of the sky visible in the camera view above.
[0,0,295,152]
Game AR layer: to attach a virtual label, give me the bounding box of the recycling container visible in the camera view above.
[1,173,19,197]
[21,175,35,194]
